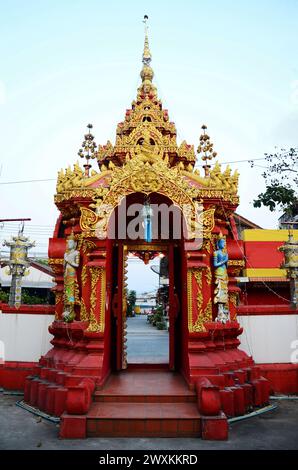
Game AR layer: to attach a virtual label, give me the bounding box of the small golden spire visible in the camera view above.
[137,15,157,100]
[140,15,154,85]
[142,15,152,66]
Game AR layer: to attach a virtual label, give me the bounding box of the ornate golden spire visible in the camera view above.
[138,15,156,98]
[142,15,152,66]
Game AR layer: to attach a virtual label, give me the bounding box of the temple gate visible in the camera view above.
[24,22,270,440]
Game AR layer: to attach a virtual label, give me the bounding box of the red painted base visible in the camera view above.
[22,321,108,418]
[201,412,228,440]
[0,361,36,390]
[4,321,282,440]
[187,321,271,438]
[60,414,87,439]
[258,363,298,394]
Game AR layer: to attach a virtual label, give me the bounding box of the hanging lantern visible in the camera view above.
[142,197,153,242]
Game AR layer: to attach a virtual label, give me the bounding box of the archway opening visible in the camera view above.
[126,250,169,364]
[108,192,187,372]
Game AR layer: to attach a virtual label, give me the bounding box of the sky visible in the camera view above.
[127,256,160,294]
[0,0,297,288]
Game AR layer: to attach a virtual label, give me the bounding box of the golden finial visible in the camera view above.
[197,124,218,177]
[142,15,151,65]
[140,15,154,85]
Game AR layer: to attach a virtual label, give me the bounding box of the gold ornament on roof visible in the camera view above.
[56,162,88,193]
[54,20,240,215]
[197,125,218,177]
[94,18,196,171]
[78,124,97,177]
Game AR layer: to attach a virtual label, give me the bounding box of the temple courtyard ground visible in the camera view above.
[126,315,169,363]
[0,316,297,450]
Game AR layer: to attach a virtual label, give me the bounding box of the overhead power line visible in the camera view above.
[0,178,56,185]
[0,153,287,186]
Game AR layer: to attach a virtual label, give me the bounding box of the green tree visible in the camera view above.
[128,290,137,306]
[252,148,298,215]
[126,290,137,317]
[0,290,9,303]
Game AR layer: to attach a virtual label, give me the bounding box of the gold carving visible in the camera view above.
[104,156,198,204]
[78,156,202,240]
[99,268,106,332]
[48,258,64,265]
[80,207,98,231]
[49,258,64,275]
[187,269,193,332]
[54,189,96,203]
[55,291,63,304]
[202,239,211,253]
[87,267,102,332]
[188,267,213,332]
[81,265,88,287]
[54,291,63,320]
[228,259,245,276]
[192,270,203,332]
[87,266,106,332]
[80,297,89,321]
[83,240,97,252]
[228,260,245,267]
[229,292,239,321]
[192,270,212,332]
[122,245,128,369]
[211,234,217,251]
[193,208,215,239]
[229,292,239,307]
[205,266,212,285]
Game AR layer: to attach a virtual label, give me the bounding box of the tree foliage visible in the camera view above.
[252,147,298,214]
[126,290,137,317]
[127,290,137,306]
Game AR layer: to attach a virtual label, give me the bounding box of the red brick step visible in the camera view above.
[87,402,201,437]
[94,369,195,403]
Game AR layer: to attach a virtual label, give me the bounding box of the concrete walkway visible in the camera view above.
[0,394,297,449]
[126,315,169,364]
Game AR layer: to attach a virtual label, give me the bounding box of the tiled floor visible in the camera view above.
[95,369,194,398]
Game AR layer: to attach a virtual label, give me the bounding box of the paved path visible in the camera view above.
[126,315,169,364]
[0,394,297,449]
[126,315,167,334]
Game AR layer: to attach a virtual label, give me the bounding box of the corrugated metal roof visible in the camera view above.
[0,264,54,288]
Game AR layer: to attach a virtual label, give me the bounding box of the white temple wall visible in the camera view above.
[0,313,53,362]
[1,311,298,365]
[238,315,298,364]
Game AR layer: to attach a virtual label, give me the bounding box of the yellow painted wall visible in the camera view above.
[243,229,298,242]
